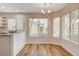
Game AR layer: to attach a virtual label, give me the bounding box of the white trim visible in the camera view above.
[26,42,60,45]
[61,45,75,56]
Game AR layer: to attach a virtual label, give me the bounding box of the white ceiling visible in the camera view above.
[0,3,67,13]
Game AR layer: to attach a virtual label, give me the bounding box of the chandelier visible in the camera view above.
[41,3,52,14]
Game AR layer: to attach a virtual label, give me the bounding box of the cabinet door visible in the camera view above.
[0,36,11,56]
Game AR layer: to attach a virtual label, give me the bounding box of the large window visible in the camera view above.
[53,17,60,37]
[71,9,79,44]
[62,9,79,44]
[29,18,48,37]
[62,14,70,40]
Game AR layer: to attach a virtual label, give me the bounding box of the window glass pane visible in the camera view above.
[39,19,48,36]
[29,19,39,37]
[71,9,79,44]
[53,17,60,37]
[8,19,16,31]
[16,19,24,31]
[29,18,48,37]
[62,14,70,40]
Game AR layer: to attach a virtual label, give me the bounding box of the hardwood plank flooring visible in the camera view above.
[17,44,72,56]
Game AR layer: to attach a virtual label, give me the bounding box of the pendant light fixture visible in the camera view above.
[41,3,51,14]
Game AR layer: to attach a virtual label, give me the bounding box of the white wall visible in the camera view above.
[26,37,61,45]
[13,31,26,56]
[60,39,79,56]
[27,37,79,56]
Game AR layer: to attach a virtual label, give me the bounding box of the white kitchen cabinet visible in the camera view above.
[0,34,11,56]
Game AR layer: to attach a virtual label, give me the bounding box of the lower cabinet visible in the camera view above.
[0,35,11,56]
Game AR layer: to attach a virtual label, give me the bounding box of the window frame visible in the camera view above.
[53,17,60,38]
[62,9,79,45]
[62,13,70,40]
[29,18,48,38]
[70,9,79,44]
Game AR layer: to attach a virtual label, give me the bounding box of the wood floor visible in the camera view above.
[17,44,72,56]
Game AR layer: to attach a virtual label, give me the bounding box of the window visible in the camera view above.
[8,18,24,32]
[53,17,60,37]
[39,19,48,36]
[70,9,79,44]
[29,19,39,37]
[62,14,70,40]
[16,19,24,31]
[62,9,79,44]
[8,19,16,32]
[29,18,48,37]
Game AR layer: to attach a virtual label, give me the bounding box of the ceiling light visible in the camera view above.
[41,10,44,13]
[41,3,52,14]
[48,10,51,13]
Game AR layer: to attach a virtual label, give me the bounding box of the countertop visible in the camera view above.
[0,33,11,36]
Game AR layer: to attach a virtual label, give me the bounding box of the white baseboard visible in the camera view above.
[26,42,60,45]
[61,45,75,56]
[15,43,26,56]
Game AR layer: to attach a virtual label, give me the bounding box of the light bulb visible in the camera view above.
[48,10,51,13]
[43,12,45,14]
[41,10,44,13]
